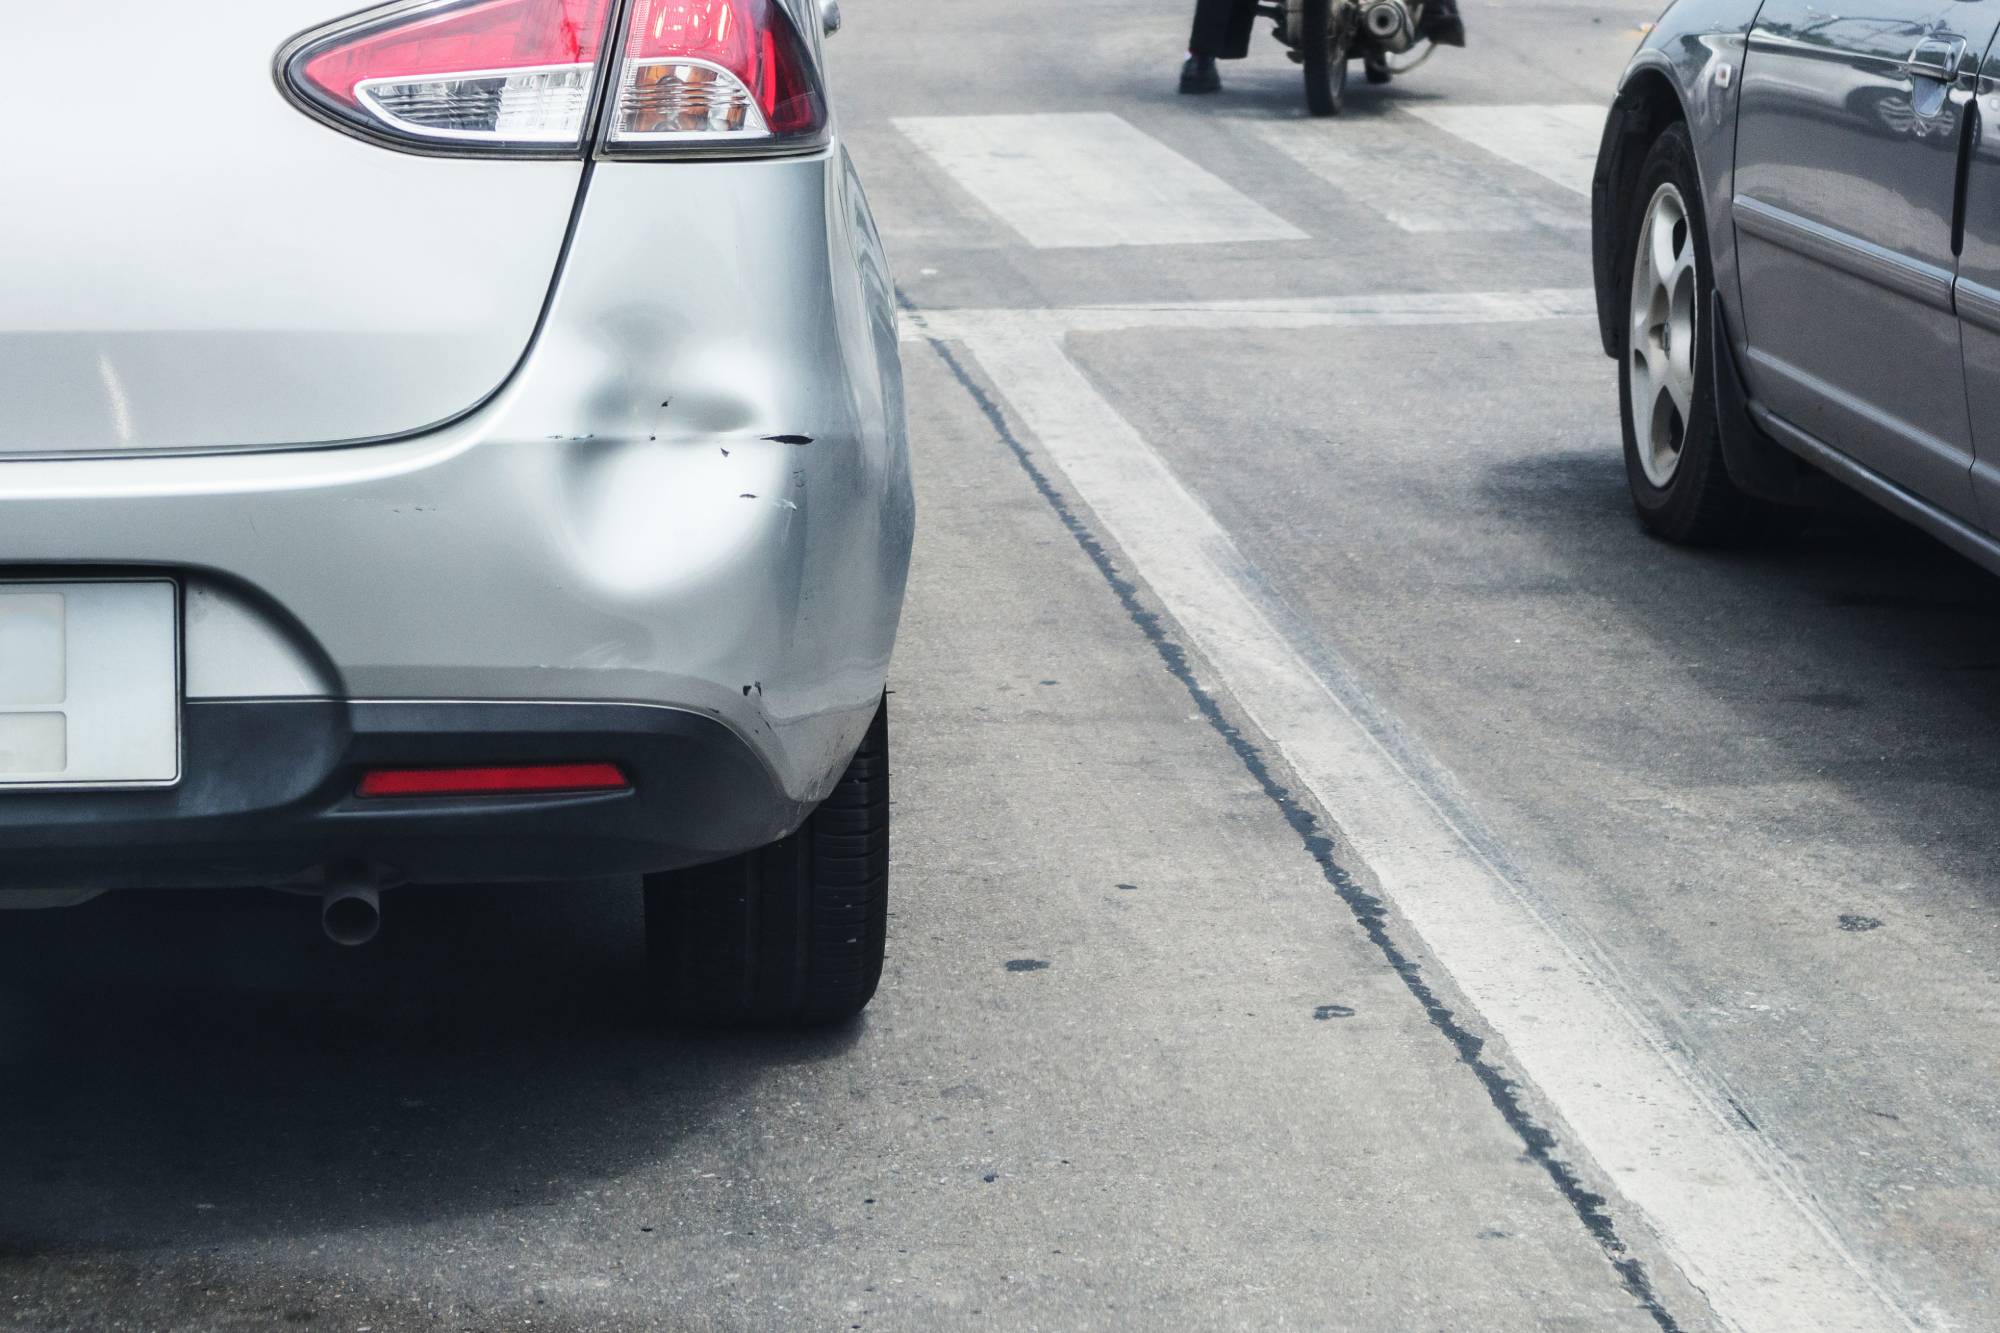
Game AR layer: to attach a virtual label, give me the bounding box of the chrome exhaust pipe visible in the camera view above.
[320,871,381,947]
[1364,0,1415,48]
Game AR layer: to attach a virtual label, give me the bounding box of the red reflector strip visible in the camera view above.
[357,762,629,797]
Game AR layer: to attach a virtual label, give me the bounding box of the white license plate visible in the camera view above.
[0,581,180,788]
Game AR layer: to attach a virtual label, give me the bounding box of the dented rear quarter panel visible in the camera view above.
[0,149,914,807]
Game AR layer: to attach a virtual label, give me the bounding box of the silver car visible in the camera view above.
[1593,0,2000,562]
[0,0,913,1025]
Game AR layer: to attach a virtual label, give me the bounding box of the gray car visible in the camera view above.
[0,0,913,1025]
[1593,0,2000,562]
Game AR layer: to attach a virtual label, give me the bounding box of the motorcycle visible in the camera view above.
[1263,0,1462,116]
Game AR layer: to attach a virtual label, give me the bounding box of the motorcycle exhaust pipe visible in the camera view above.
[320,869,382,948]
[1364,0,1415,49]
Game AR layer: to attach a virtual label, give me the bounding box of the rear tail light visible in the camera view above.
[280,0,827,157]
[604,0,827,152]
[357,762,630,797]
[282,0,618,152]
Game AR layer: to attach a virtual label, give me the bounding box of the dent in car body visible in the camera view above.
[0,152,914,812]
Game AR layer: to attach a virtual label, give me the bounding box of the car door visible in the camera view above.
[1956,40,2000,527]
[1733,0,1999,520]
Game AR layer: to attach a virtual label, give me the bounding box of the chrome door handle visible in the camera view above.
[1907,35,1966,82]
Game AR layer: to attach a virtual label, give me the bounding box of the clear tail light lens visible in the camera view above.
[604,0,828,152]
[282,0,618,152]
[281,0,827,157]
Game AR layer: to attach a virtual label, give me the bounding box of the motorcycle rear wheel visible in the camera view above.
[1303,0,1350,116]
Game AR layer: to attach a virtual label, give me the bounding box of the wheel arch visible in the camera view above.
[1592,66,1691,359]
[1596,53,1828,507]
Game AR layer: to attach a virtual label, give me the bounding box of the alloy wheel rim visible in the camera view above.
[1628,182,1699,489]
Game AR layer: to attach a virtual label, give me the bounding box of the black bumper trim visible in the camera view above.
[0,699,809,891]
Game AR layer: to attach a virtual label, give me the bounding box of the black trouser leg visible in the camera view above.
[1189,0,1256,58]
[1418,0,1466,46]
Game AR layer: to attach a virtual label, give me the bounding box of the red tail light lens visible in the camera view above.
[282,0,618,152]
[357,762,630,797]
[604,0,828,152]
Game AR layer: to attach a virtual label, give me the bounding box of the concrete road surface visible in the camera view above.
[5,0,1998,1330]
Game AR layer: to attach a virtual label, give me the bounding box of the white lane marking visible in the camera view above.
[903,288,1596,341]
[1252,116,1587,232]
[928,302,1918,1333]
[892,113,1307,249]
[1404,104,1606,197]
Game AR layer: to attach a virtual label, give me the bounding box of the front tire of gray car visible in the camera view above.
[643,699,889,1027]
[1617,124,1781,545]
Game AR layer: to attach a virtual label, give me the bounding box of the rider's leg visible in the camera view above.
[1182,0,1256,93]
[1417,0,1465,47]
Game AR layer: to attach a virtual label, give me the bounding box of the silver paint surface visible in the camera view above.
[0,0,583,457]
[0,152,914,804]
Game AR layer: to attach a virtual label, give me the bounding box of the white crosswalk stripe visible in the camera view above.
[1403,103,1607,197]
[1253,114,1588,232]
[893,112,1307,249]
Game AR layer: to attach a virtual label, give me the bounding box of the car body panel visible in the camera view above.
[0,699,817,891]
[0,0,909,887]
[1954,45,2000,528]
[0,0,584,458]
[0,150,913,812]
[1731,0,1993,519]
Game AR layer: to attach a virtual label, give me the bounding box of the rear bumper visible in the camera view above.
[0,699,812,892]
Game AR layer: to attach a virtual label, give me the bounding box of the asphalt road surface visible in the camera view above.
[6,1,2000,1330]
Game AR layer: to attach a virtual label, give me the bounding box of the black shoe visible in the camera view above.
[1364,54,1392,83]
[1179,56,1222,94]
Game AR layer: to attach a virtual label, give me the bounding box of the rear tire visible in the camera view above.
[1617,124,1801,544]
[643,699,889,1026]
[1303,1,1350,116]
